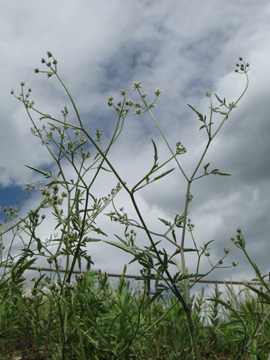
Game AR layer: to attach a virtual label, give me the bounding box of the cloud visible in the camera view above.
[0,1,269,288]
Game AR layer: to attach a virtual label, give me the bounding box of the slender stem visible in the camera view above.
[212,71,249,140]
[138,89,188,182]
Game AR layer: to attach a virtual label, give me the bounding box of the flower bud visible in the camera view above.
[132,81,142,91]
[224,248,231,254]
[154,88,162,97]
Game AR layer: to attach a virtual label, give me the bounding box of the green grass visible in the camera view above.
[0,270,269,360]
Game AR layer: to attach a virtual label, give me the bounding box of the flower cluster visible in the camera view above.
[176,142,187,155]
[34,51,58,78]
[40,185,67,206]
[1,205,19,218]
[107,82,162,118]
[235,57,250,74]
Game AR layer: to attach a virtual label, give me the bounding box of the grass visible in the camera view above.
[0,269,269,360]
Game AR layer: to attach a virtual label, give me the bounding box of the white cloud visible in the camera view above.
[0,0,269,289]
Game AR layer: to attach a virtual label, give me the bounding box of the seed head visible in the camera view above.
[133,81,142,91]
[154,88,162,97]
[224,248,231,254]
[134,108,143,116]
[120,89,127,96]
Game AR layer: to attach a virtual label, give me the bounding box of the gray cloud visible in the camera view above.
[0,0,269,288]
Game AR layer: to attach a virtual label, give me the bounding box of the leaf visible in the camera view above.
[105,240,138,256]
[199,124,207,130]
[84,237,101,242]
[92,227,107,237]
[187,104,204,122]
[183,248,198,252]
[151,139,158,166]
[25,165,52,177]
[211,169,231,176]
[114,234,128,246]
[203,163,210,172]
[246,284,270,303]
[36,238,43,253]
[12,257,37,282]
[158,218,171,226]
[215,94,224,104]
[204,239,215,247]
[179,273,205,280]
[153,168,175,182]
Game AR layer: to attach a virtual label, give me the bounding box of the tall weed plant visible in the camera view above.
[0,52,268,359]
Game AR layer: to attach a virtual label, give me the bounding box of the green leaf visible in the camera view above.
[183,248,198,252]
[245,284,270,303]
[105,240,138,256]
[204,163,210,172]
[36,238,43,253]
[114,234,128,246]
[211,169,231,176]
[84,237,101,242]
[12,257,37,282]
[180,273,205,280]
[158,218,171,226]
[215,94,224,104]
[153,168,175,182]
[92,227,107,237]
[25,165,52,177]
[151,139,158,166]
[172,229,177,242]
[187,104,204,122]
[199,124,207,130]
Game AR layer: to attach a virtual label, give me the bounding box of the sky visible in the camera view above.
[0,0,269,293]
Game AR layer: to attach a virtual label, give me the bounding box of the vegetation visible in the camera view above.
[0,53,269,359]
[0,270,269,359]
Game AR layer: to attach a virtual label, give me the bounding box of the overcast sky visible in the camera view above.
[0,0,269,291]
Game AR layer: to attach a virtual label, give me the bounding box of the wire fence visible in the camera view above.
[2,263,269,286]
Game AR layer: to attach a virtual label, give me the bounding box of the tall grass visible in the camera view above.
[1,270,269,359]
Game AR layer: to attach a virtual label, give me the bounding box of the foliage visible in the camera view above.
[1,271,270,359]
